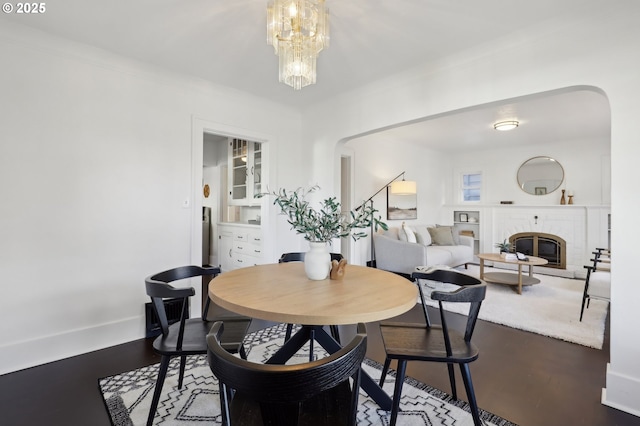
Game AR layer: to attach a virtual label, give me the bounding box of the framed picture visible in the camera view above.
[459,213,469,222]
[387,187,417,220]
[535,187,547,195]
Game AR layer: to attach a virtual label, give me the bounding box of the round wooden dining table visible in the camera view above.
[209,262,417,325]
[209,262,418,411]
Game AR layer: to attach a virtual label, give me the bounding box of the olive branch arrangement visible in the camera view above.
[260,185,388,243]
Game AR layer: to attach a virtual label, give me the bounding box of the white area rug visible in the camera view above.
[100,324,518,426]
[418,264,608,349]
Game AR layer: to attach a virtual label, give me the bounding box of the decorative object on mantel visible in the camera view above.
[568,191,574,204]
[495,239,513,254]
[330,258,347,280]
[261,185,386,280]
[560,189,566,205]
[203,184,210,198]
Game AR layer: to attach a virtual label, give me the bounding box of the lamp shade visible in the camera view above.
[390,180,417,195]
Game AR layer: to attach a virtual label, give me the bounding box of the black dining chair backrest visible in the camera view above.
[378,268,486,426]
[278,252,344,263]
[144,265,251,426]
[207,321,367,426]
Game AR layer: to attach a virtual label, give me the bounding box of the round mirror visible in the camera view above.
[517,156,564,195]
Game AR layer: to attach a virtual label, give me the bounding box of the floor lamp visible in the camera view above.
[356,171,417,267]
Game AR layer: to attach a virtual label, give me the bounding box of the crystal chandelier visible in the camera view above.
[267,0,329,90]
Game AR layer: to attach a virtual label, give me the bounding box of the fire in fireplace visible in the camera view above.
[509,232,566,269]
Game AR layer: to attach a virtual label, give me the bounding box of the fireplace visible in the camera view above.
[509,232,566,269]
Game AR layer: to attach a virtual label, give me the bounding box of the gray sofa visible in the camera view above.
[373,224,474,275]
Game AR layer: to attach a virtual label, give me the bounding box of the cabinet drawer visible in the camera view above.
[233,241,249,254]
[234,241,262,257]
[249,232,262,245]
[233,232,248,242]
[233,254,261,268]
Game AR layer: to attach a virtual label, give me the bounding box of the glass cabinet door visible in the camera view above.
[252,142,262,200]
[230,138,248,201]
[228,138,262,204]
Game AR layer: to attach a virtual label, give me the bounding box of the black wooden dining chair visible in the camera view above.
[378,269,486,426]
[591,247,611,271]
[207,321,367,426]
[278,252,344,343]
[145,265,252,426]
[580,249,611,321]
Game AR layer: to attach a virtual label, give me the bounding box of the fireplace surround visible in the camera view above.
[509,232,567,269]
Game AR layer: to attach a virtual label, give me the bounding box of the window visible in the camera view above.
[461,172,482,202]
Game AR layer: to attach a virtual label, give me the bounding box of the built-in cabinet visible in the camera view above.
[228,138,262,205]
[218,224,264,272]
[453,210,480,257]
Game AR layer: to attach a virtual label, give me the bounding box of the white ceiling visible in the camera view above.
[351,89,611,152]
[2,0,612,149]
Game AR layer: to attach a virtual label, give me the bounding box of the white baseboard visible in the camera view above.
[602,363,640,417]
[0,316,145,376]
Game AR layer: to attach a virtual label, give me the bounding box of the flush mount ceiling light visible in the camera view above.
[267,0,329,90]
[493,120,519,131]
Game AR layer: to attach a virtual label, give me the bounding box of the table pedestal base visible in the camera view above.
[266,325,392,411]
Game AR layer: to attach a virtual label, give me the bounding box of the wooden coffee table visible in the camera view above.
[477,253,548,294]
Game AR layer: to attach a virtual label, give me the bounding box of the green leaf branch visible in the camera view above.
[260,185,387,242]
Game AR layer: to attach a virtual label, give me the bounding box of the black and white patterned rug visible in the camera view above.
[99,324,517,426]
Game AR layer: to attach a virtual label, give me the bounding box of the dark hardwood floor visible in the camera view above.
[1,307,637,426]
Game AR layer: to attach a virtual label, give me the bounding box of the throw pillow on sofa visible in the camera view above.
[414,226,432,246]
[428,226,455,245]
[402,222,417,243]
[436,224,461,245]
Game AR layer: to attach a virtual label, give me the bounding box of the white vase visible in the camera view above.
[304,242,331,280]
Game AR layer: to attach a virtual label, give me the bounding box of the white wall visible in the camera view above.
[450,138,610,206]
[346,129,610,218]
[343,138,451,261]
[306,4,640,417]
[0,22,303,374]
